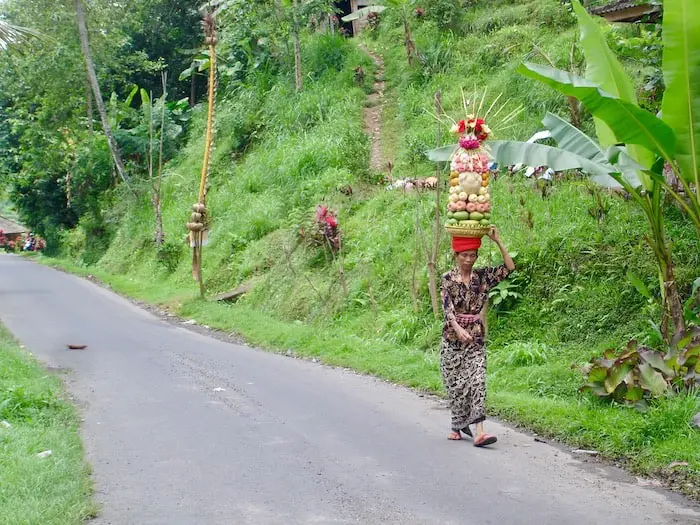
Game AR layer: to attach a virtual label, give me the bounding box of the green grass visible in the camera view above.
[0,323,96,524]
[44,0,700,499]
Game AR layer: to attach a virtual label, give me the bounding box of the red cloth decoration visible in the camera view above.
[452,236,481,252]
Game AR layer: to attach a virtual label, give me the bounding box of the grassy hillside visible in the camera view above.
[51,0,699,494]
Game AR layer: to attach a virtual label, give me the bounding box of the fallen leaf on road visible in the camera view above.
[67,344,87,350]
[36,450,52,459]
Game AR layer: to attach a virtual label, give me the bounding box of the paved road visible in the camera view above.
[1,254,698,525]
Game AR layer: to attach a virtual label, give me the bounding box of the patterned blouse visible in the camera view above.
[440,266,511,344]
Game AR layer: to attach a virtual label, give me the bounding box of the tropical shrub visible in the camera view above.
[581,328,700,410]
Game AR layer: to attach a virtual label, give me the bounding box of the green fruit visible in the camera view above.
[447,211,455,219]
[480,219,489,226]
[483,212,491,219]
[446,218,457,226]
[453,211,470,221]
[469,212,484,221]
[463,220,480,227]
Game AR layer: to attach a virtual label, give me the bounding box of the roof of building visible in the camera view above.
[589,1,661,22]
[0,215,29,235]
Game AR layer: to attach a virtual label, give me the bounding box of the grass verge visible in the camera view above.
[0,322,96,524]
[37,255,700,500]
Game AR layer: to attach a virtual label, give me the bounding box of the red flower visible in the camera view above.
[457,120,466,133]
[325,215,338,228]
[316,205,328,221]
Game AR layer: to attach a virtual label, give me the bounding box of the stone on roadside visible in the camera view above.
[1,420,11,428]
[36,450,52,459]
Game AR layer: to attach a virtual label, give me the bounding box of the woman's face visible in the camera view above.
[455,249,478,270]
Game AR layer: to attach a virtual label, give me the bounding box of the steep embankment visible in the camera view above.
[56,0,699,493]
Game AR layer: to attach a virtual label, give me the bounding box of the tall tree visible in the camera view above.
[292,0,303,91]
[75,0,130,185]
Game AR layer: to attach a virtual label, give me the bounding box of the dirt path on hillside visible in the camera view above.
[358,44,386,173]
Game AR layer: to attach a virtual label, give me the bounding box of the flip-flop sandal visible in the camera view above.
[474,434,497,447]
[447,431,462,441]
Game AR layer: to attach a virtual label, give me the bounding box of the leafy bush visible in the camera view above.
[156,240,184,273]
[581,329,700,410]
[489,278,522,310]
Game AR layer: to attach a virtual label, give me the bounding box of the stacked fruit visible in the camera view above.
[445,144,491,230]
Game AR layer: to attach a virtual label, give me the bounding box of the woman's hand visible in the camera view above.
[455,326,473,343]
[486,226,501,243]
[487,226,515,271]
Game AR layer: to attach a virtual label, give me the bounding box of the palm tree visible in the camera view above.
[0,20,40,50]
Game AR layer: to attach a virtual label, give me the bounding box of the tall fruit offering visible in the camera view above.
[445,116,492,237]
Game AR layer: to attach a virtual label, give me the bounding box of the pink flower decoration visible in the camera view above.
[459,137,480,150]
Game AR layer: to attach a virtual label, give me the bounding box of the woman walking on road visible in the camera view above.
[440,226,515,447]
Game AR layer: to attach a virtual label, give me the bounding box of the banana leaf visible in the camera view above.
[426,144,457,162]
[488,140,614,179]
[571,1,655,175]
[518,63,675,166]
[542,112,606,163]
[661,0,700,191]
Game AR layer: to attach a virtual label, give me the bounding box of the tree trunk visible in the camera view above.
[85,78,93,137]
[567,96,581,129]
[292,0,303,92]
[402,14,417,65]
[427,90,442,320]
[75,0,129,185]
[644,186,685,341]
[567,43,581,129]
[655,238,685,341]
[190,74,196,108]
[663,262,685,340]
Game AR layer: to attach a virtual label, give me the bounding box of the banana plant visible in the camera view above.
[341,0,417,64]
